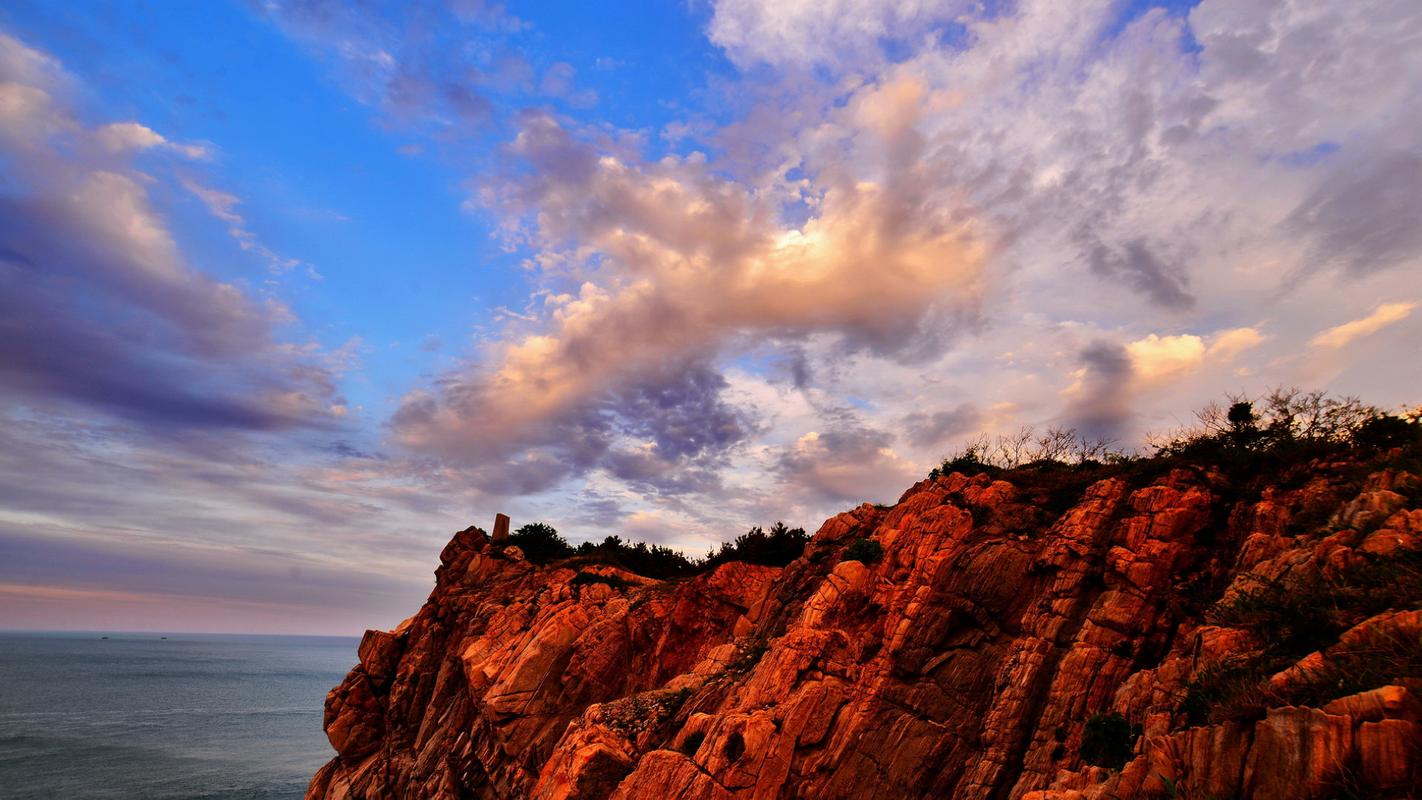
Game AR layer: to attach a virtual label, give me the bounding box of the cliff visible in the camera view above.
[308,457,1422,799]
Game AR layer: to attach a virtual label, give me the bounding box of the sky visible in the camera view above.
[1,0,1418,635]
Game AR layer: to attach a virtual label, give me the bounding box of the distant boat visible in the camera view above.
[100,636,108,640]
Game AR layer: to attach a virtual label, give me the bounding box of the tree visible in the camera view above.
[507,522,573,563]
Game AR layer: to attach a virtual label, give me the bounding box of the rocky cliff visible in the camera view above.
[309,457,1422,799]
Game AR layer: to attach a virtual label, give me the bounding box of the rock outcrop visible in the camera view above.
[309,460,1422,799]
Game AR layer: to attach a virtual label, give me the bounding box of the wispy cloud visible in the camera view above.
[1310,302,1417,350]
[0,32,340,431]
[5,0,1422,631]
[180,176,303,273]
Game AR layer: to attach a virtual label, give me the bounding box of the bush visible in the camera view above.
[1080,712,1135,769]
[1151,389,1380,468]
[680,730,706,755]
[703,522,809,569]
[1212,547,1422,658]
[1354,413,1420,450]
[932,443,992,478]
[1183,545,1422,724]
[929,427,1123,478]
[844,538,883,564]
[506,522,574,563]
[486,520,814,580]
[569,570,630,590]
[575,535,700,579]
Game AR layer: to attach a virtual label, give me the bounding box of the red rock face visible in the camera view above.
[309,465,1422,799]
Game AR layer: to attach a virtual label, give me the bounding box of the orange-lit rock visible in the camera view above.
[309,462,1422,799]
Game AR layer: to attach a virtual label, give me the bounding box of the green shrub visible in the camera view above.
[1184,545,1422,724]
[1354,413,1420,450]
[703,522,809,569]
[844,538,883,564]
[680,730,706,755]
[506,522,574,563]
[1080,712,1135,769]
[575,535,700,579]
[1212,548,1422,657]
[569,570,630,590]
[932,445,991,478]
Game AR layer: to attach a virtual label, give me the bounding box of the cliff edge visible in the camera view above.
[309,455,1422,798]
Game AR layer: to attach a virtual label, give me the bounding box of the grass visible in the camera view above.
[1080,712,1137,769]
[845,538,883,564]
[1182,545,1422,724]
[598,688,691,736]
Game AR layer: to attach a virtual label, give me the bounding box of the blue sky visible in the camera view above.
[2,0,1418,633]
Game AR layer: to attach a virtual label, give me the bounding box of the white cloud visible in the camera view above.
[1310,302,1417,350]
[708,0,973,69]
[180,177,302,273]
[96,121,210,159]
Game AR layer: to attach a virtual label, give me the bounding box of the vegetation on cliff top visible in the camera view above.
[500,390,1419,584]
[934,388,1420,482]
[502,520,810,579]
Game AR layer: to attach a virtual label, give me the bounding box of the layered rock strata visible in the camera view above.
[310,462,1422,799]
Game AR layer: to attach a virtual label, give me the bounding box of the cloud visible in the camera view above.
[255,0,584,131]
[7,0,1422,633]
[1287,152,1422,277]
[95,121,210,159]
[392,0,1422,521]
[180,177,302,273]
[1310,302,1417,350]
[1126,327,1266,383]
[903,403,981,447]
[1127,333,1207,382]
[0,31,337,431]
[1206,327,1266,360]
[1083,237,1194,310]
[1063,340,1135,441]
[778,424,918,504]
[393,107,987,476]
[708,0,973,69]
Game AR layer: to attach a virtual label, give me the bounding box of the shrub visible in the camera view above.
[1180,656,1277,725]
[680,730,706,756]
[703,522,809,569]
[722,731,745,762]
[1184,545,1422,724]
[1211,547,1422,658]
[575,535,700,579]
[1151,388,1380,470]
[844,538,883,564]
[507,522,574,563]
[569,571,630,590]
[1354,413,1420,450]
[929,427,1123,478]
[932,442,992,478]
[1080,712,1135,769]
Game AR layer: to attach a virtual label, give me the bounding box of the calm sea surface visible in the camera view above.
[0,632,358,799]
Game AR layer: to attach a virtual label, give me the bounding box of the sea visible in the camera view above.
[0,631,359,799]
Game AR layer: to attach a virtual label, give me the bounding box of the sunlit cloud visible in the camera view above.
[3,0,1421,632]
[1309,302,1417,350]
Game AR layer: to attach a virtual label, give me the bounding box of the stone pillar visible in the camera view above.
[492,513,510,544]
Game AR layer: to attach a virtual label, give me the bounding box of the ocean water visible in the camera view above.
[0,632,359,799]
